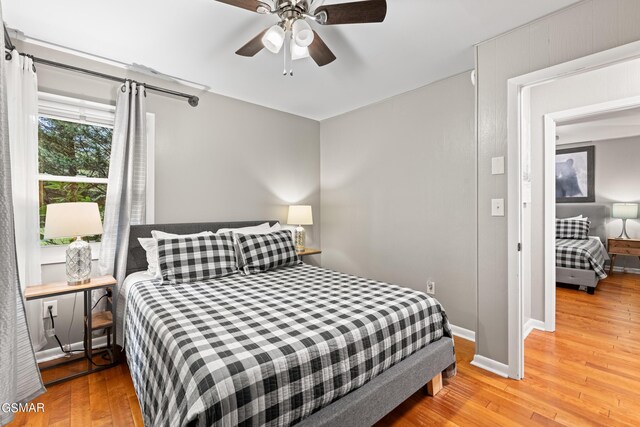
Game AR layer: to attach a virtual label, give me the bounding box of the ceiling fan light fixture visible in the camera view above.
[262,24,285,53]
[292,19,314,47]
[291,39,310,60]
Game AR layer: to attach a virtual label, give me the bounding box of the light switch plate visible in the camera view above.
[491,157,505,175]
[491,199,505,216]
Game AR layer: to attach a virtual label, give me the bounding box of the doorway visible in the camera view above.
[506,40,640,380]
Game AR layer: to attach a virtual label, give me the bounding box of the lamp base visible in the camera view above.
[66,237,92,286]
[617,219,631,240]
[67,279,91,286]
[294,225,306,253]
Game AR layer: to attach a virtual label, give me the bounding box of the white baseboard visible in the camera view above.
[36,336,108,363]
[470,355,509,378]
[523,318,546,339]
[450,324,476,342]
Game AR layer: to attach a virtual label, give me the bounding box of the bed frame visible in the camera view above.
[556,205,608,294]
[125,220,456,426]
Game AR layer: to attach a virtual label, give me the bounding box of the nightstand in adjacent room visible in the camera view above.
[24,275,119,386]
[607,238,640,275]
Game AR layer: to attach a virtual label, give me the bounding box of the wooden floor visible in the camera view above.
[379,272,640,426]
[8,273,640,426]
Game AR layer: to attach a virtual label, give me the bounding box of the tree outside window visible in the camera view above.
[38,117,112,245]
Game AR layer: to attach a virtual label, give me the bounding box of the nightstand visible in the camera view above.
[297,248,321,257]
[607,238,640,275]
[24,275,119,386]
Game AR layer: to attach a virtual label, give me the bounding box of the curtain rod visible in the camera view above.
[24,54,199,107]
[3,26,199,107]
[4,25,15,51]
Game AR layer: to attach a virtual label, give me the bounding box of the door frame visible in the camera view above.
[506,40,640,380]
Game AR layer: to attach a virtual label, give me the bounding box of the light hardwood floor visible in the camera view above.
[8,272,640,426]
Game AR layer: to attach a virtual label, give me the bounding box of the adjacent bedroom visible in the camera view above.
[1,1,640,427]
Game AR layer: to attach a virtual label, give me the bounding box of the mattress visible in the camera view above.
[556,236,609,280]
[121,264,453,426]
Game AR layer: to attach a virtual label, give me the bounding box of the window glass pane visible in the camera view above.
[39,181,106,246]
[38,117,112,178]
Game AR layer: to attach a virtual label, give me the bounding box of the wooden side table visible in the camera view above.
[25,275,118,386]
[297,248,321,257]
[607,238,640,275]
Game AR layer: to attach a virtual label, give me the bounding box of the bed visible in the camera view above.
[118,221,456,427]
[556,205,610,294]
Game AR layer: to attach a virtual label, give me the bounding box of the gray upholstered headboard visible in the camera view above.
[126,220,278,277]
[556,204,608,243]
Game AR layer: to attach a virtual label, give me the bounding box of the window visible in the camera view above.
[38,93,115,246]
[38,93,155,262]
[38,116,113,245]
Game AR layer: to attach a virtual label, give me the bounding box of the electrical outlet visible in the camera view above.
[43,300,58,318]
[426,281,436,295]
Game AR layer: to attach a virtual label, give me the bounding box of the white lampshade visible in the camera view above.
[44,202,103,239]
[262,25,285,53]
[292,19,314,47]
[612,203,638,219]
[287,205,313,225]
[291,40,310,60]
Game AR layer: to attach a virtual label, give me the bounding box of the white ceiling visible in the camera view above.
[4,0,579,120]
[557,108,640,145]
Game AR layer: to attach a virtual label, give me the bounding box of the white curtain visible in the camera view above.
[98,81,147,306]
[0,12,46,425]
[6,51,47,351]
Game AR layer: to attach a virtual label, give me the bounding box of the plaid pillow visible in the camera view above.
[556,219,590,240]
[236,230,301,274]
[157,233,238,284]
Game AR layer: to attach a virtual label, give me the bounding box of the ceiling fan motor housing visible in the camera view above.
[276,1,309,28]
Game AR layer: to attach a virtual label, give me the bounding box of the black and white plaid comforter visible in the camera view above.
[124,264,453,426]
[556,237,608,279]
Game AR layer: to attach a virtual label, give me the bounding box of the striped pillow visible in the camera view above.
[157,233,238,284]
[236,230,301,274]
[556,219,590,240]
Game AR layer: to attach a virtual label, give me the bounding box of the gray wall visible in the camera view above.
[560,136,640,255]
[19,40,321,352]
[476,0,640,363]
[319,72,477,331]
[527,59,640,323]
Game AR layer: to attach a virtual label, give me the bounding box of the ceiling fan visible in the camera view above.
[216,0,388,75]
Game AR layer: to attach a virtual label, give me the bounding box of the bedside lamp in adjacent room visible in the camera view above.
[612,202,638,239]
[287,205,313,252]
[44,202,103,285]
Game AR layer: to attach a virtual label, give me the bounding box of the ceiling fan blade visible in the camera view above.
[308,31,336,67]
[315,0,387,25]
[215,0,261,13]
[236,29,267,57]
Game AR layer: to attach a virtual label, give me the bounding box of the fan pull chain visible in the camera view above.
[283,32,293,77]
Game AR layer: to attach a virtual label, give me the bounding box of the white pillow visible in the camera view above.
[138,237,159,276]
[558,215,588,221]
[138,230,214,278]
[216,222,271,235]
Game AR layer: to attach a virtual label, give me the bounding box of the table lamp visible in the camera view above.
[287,205,313,252]
[44,202,103,285]
[612,203,638,239]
